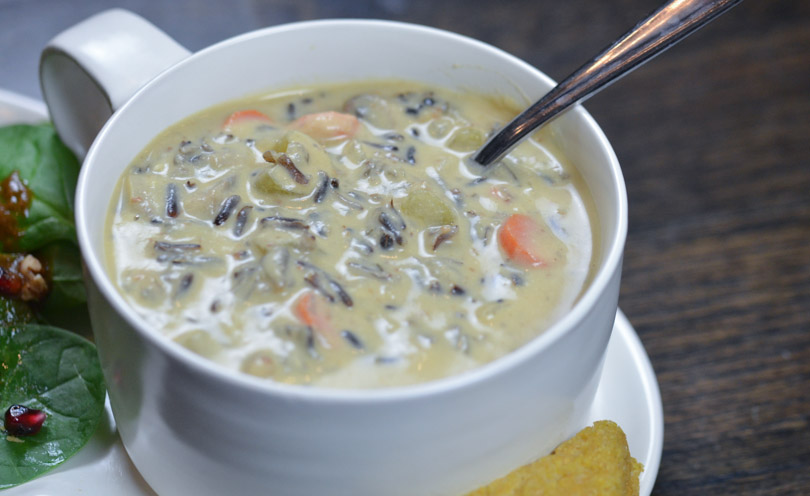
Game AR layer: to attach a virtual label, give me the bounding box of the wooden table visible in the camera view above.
[1,0,807,494]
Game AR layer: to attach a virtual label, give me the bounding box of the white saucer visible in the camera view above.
[1,90,663,496]
[589,310,664,495]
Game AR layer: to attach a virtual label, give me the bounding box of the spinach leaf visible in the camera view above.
[0,324,105,489]
[0,124,89,330]
[0,124,80,252]
[38,241,86,310]
[35,241,91,335]
[0,297,34,327]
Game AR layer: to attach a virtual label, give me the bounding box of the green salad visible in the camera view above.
[0,123,106,489]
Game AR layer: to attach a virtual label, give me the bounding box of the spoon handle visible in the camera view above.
[474,0,743,165]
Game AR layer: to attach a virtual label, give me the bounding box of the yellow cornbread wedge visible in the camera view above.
[467,420,644,496]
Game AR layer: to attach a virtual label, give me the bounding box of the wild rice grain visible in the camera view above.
[406,146,416,164]
[313,172,329,203]
[341,330,364,350]
[214,195,241,226]
[176,273,193,297]
[233,206,252,237]
[261,216,309,230]
[166,183,179,218]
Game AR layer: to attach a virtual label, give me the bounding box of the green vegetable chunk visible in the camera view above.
[253,166,309,197]
[0,324,106,489]
[400,187,456,227]
[446,127,485,152]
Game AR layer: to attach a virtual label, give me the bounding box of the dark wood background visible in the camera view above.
[1,0,807,494]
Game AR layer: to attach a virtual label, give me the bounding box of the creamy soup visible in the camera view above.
[105,81,598,388]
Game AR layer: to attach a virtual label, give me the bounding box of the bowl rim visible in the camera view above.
[76,18,628,403]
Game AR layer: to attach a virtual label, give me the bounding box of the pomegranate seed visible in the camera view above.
[0,267,22,296]
[4,404,46,436]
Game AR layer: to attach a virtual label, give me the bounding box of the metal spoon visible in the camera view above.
[474,0,743,166]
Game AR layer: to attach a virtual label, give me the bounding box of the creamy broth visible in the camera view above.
[105,81,598,388]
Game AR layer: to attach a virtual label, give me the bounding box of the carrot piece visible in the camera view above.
[294,291,338,346]
[222,109,271,128]
[498,213,548,268]
[289,111,359,141]
[295,291,325,328]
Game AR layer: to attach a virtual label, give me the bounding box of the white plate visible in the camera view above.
[1,90,662,496]
[0,89,158,496]
[0,89,47,124]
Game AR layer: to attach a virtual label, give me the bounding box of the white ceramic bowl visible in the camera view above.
[41,10,627,496]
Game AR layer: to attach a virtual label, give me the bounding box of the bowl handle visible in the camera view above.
[39,9,190,158]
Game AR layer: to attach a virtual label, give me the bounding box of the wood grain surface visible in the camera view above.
[1,0,807,494]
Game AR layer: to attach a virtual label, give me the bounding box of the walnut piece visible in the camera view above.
[19,254,48,302]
